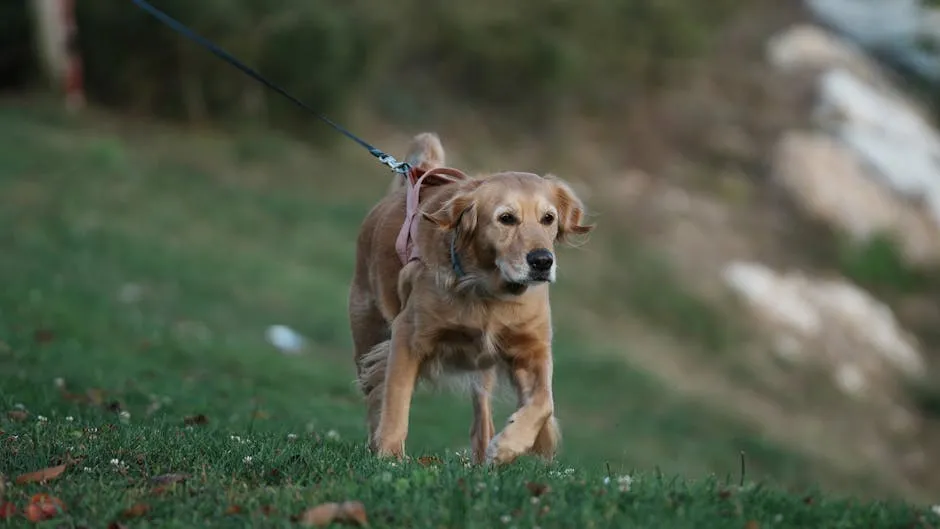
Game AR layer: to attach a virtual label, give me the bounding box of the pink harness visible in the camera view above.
[394,166,469,265]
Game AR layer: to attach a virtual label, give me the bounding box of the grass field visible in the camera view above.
[0,100,935,527]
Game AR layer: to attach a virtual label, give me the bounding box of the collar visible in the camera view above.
[450,226,465,278]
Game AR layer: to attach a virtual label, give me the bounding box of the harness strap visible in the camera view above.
[395,166,469,267]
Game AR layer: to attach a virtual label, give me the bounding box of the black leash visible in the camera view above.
[129,0,410,175]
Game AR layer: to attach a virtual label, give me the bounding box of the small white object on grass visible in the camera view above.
[265,325,307,354]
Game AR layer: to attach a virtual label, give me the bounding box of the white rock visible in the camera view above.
[772,131,940,265]
[767,24,884,84]
[804,0,940,82]
[265,325,306,355]
[815,68,940,227]
[722,261,926,395]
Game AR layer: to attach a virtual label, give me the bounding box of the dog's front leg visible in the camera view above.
[486,353,556,465]
[470,367,497,464]
[371,317,420,459]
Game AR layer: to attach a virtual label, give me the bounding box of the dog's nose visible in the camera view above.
[526,248,554,272]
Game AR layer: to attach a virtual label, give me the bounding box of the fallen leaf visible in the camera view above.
[15,464,66,485]
[87,388,105,406]
[0,502,16,520]
[183,414,209,426]
[416,456,441,467]
[122,503,150,519]
[340,502,368,526]
[6,410,28,421]
[525,482,551,497]
[24,504,47,523]
[803,495,814,505]
[718,489,733,499]
[150,473,189,486]
[33,329,55,343]
[107,523,128,529]
[24,494,65,522]
[300,501,368,527]
[301,503,340,527]
[744,521,761,529]
[224,505,242,515]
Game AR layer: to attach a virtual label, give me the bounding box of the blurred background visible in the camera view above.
[3,0,940,505]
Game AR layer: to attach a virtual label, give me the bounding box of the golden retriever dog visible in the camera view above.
[348,132,593,465]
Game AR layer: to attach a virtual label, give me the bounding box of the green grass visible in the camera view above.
[0,100,932,526]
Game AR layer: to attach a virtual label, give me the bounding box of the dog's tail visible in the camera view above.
[386,132,446,194]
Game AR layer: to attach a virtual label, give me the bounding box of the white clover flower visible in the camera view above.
[326,429,340,440]
[37,415,48,422]
[243,456,253,464]
[617,475,633,492]
[287,433,298,441]
[65,416,74,422]
[500,515,511,524]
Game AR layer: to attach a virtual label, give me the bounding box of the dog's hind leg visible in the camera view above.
[470,367,497,465]
[348,290,391,441]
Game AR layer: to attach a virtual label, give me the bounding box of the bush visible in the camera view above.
[61,1,744,134]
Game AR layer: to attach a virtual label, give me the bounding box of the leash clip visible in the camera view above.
[376,153,411,175]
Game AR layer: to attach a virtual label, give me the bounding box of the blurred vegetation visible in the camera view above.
[0,1,36,90]
[53,0,743,136]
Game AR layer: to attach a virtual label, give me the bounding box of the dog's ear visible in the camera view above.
[547,175,594,243]
[422,180,482,232]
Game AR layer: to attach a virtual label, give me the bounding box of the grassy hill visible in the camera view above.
[0,100,934,527]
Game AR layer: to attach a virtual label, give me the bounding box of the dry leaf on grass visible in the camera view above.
[525,482,551,497]
[224,505,243,515]
[300,501,368,527]
[150,473,189,486]
[6,410,28,421]
[33,329,55,343]
[182,414,209,426]
[15,464,66,485]
[0,502,16,520]
[24,494,65,522]
[122,503,150,519]
[416,456,441,467]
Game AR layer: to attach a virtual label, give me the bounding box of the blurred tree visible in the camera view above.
[49,1,742,136]
[1,0,38,90]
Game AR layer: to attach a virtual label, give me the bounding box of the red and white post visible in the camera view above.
[61,0,85,112]
[31,0,84,112]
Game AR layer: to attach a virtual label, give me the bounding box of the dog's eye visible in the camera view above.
[497,213,518,226]
[541,213,556,225]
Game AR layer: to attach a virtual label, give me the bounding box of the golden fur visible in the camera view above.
[347,132,593,465]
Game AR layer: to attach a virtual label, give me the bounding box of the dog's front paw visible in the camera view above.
[370,438,405,460]
[485,432,528,466]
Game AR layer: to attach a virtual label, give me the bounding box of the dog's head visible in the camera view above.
[423,171,593,295]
